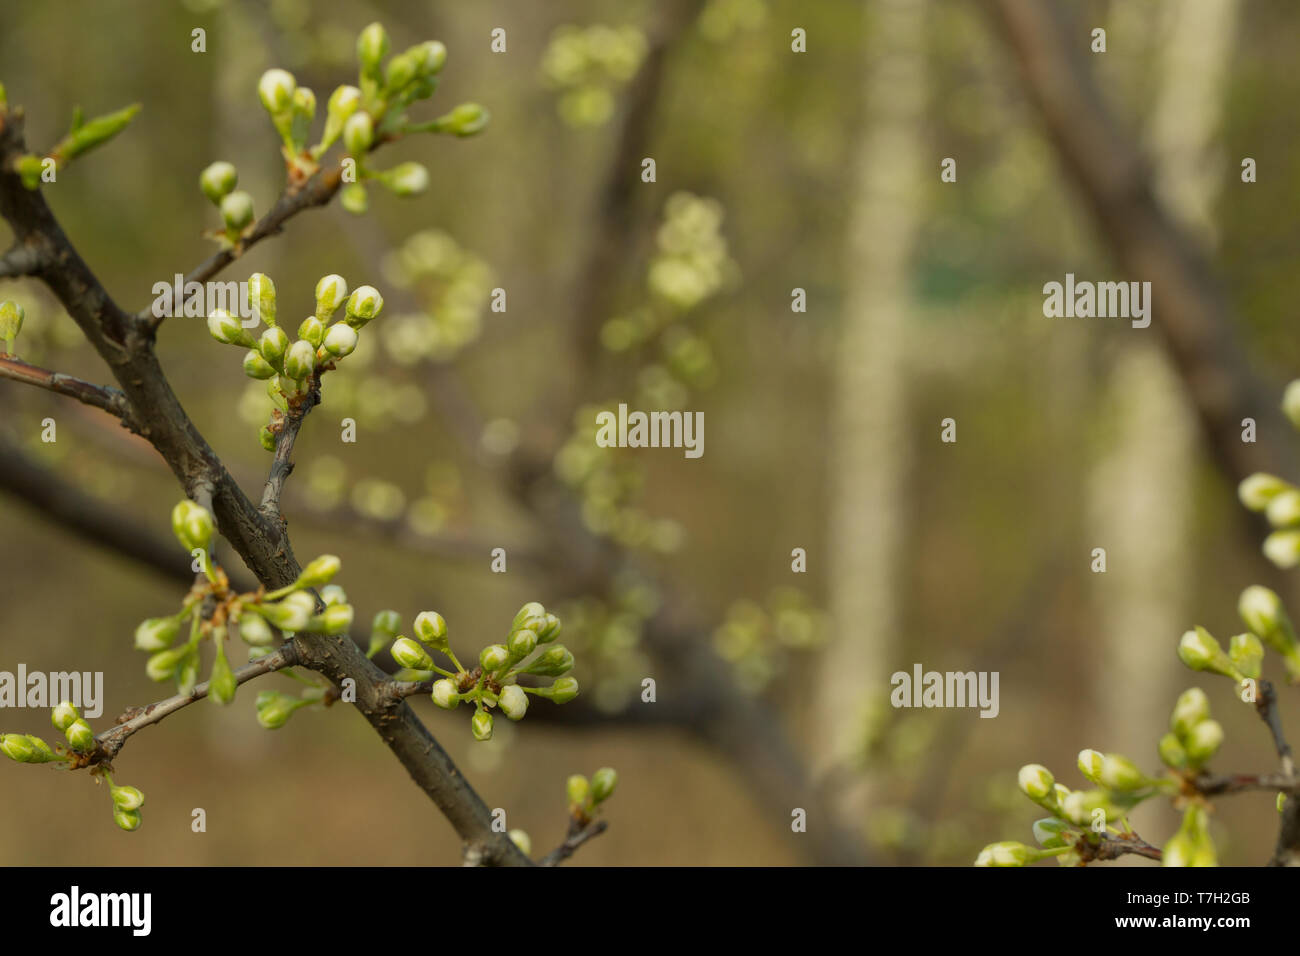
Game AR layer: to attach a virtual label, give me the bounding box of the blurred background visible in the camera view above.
[1,0,1298,865]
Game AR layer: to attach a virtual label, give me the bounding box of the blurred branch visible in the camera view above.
[539,817,608,866]
[0,242,44,278]
[0,354,136,425]
[1081,832,1163,864]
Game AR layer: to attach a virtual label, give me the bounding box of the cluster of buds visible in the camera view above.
[135,499,351,722]
[566,767,619,824]
[380,602,578,741]
[1162,804,1217,867]
[1158,688,1223,771]
[540,24,647,127]
[1177,625,1262,692]
[1239,380,1300,568]
[1237,584,1300,680]
[12,102,141,190]
[205,272,383,450]
[197,160,255,246]
[0,299,23,355]
[251,22,486,213]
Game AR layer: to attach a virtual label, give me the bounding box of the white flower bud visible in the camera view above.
[1076,749,1104,785]
[237,613,275,647]
[146,646,188,683]
[207,308,254,347]
[1239,473,1292,511]
[974,841,1036,867]
[199,161,237,204]
[1267,489,1300,528]
[392,637,434,671]
[319,85,362,151]
[479,644,510,672]
[134,616,180,652]
[259,326,290,369]
[111,785,145,811]
[431,678,460,710]
[320,584,348,607]
[508,829,531,857]
[507,628,537,661]
[471,709,494,741]
[258,69,296,114]
[248,272,277,326]
[1185,719,1224,764]
[298,315,325,349]
[1283,380,1300,430]
[243,349,276,379]
[356,23,390,78]
[1264,530,1300,569]
[378,161,429,197]
[1178,627,1235,676]
[260,591,315,632]
[314,274,349,319]
[412,41,447,76]
[343,111,374,155]
[548,675,579,703]
[113,807,142,832]
[1098,753,1146,791]
[1229,632,1264,680]
[220,190,255,233]
[65,718,94,752]
[171,500,214,553]
[1017,763,1055,800]
[1032,817,1071,849]
[1171,688,1210,739]
[51,700,80,732]
[309,604,354,635]
[322,323,358,359]
[344,285,384,326]
[499,684,528,721]
[283,339,316,381]
[414,611,448,646]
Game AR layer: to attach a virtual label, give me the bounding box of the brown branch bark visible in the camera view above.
[539,818,609,866]
[0,353,135,425]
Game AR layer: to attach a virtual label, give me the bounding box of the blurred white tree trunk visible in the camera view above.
[817,0,926,809]
[1090,0,1239,776]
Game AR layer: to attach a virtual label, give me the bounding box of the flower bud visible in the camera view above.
[283,339,316,381]
[974,841,1037,867]
[199,161,238,204]
[1158,733,1187,769]
[209,641,237,706]
[0,733,35,762]
[343,111,374,155]
[378,161,429,197]
[259,591,315,632]
[1268,490,1300,529]
[171,500,214,553]
[384,52,419,94]
[321,323,359,359]
[507,628,537,661]
[537,613,562,643]
[414,610,448,648]
[248,272,277,326]
[237,613,275,647]
[1017,763,1055,800]
[432,102,489,137]
[320,584,348,607]
[258,326,290,369]
[356,23,390,78]
[524,644,574,677]
[1284,379,1300,430]
[1162,829,1195,868]
[1178,627,1240,678]
[258,69,296,114]
[220,190,255,233]
[344,285,384,326]
[208,308,255,347]
[309,604,355,635]
[567,774,590,807]
[314,274,349,320]
[471,709,494,741]
[111,785,145,811]
[1238,585,1295,650]
[255,691,300,730]
[146,646,188,682]
[431,678,460,709]
[512,602,546,630]
[243,349,276,379]
[1076,750,1103,785]
[392,637,435,671]
[319,85,362,152]
[134,616,180,652]
[1264,530,1300,569]
[60,104,141,160]
[296,554,342,589]
[65,718,95,752]
[1171,688,1210,739]
[480,644,510,672]
[1229,632,1264,680]
[298,315,326,349]
[590,767,618,804]
[1185,719,1224,764]
[341,183,368,215]
[412,41,447,76]
[1099,753,1146,791]
[0,300,24,354]
[508,829,531,857]
[1060,789,1121,828]
[1031,817,1072,849]
[51,700,80,731]
[1238,473,1291,511]
[499,684,528,721]
[290,86,316,147]
[549,675,579,703]
[113,807,142,832]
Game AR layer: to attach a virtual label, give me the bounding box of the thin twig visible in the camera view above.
[539,818,609,866]
[0,354,135,426]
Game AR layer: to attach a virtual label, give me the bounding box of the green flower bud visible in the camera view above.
[65,718,94,752]
[1229,632,1264,680]
[314,274,349,321]
[258,326,290,369]
[590,767,618,804]
[295,554,341,589]
[974,841,1037,867]
[283,339,316,381]
[1017,763,1055,800]
[567,774,590,807]
[1265,530,1300,569]
[357,23,390,78]
[309,604,354,635]
[1268,490,1300,529]
[113,807,142,832]
[171,500,214,553]
[248,272,277,326]
[134,616,180,652]
[298,315,326,349]
[512,602,546,629]
[414,610,448,648]
[243,349,277,379]
[321,323,359,359]
[146,645,188,682]
[524,644,574,677]
[499,684,528,721]
[236,613,275,647]
[340,183,368,215]
[1171,688,1210,739]
[290,86,316,147]
[1,733,36,762]
[58,103,141,161]
[430,102,490,137]
[1031,817,1072,849]
[373,609,401,636]
[1238,473,1291,511]
[507,628,537,661]
[1076,750,1104,785]
[24,735,55,762]
[1060,789,1122,828]
[377,161,429,197]
[471,709,494,741]
[199,161,238,204]
[209,639,237,706]
[220,190,255,233]
[1178,627,1241,679]
[343,111,374,155]
[1185,719,1224,764]
[319,85,362,152]
[508,829,531,857]
[548,675,579,704]
[384,52,419,94]
[392,637,435,671]
[412,41,447,76]
[0,300,24,354]
[537,613,562,643]
[431,678,459,709]
[479,644,510,672]
[15,154,43,190]
[1284,380,1300,430]
[255,691,300,730]
[1162,829,1194,868]
[1158,733,1187,769]
[258,68,296,114]
[51,700,80,731]
[207,308,255,347]
[111,785,145,811]
[320,585,348,607]
[344,285,384,326]
[1099,753,1146,791]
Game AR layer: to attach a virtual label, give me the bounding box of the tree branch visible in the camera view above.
[539,817,609,866]
[0,353,136,425]
[0,242,44,278]
[260,374,321,522]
